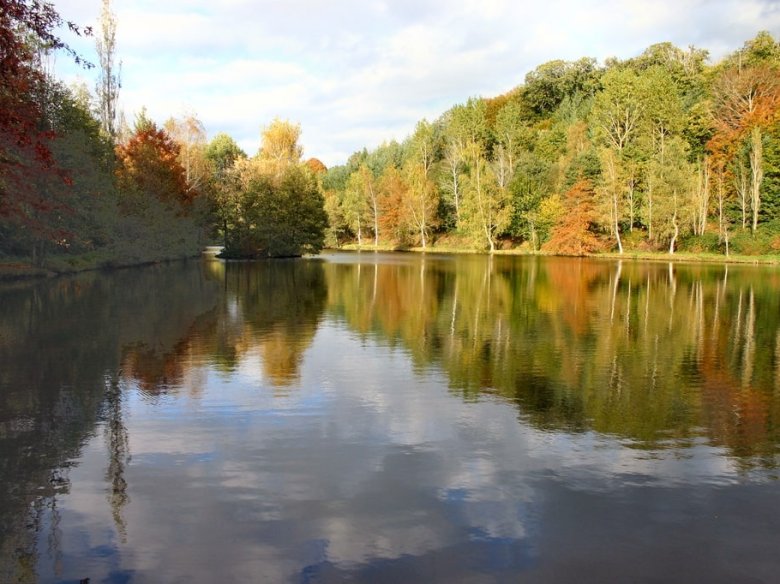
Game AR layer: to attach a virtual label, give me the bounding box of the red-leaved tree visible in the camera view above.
[0,0,90,253]
[116,118,191,209]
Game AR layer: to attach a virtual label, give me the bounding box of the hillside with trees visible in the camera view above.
[323,32,780,257]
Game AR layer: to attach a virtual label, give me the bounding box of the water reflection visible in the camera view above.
[0,262,220,582]
[1,254,779,582]
[324,253,780,466]
[119,260,326,393]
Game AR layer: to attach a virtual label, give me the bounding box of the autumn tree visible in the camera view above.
[305,158,327,175]
[592,67,648,251]
[710,63,780,232]
[164,113,212,197]
[648,137,695,252]
[211,118,327,258]
[543,180,602,255]
[637,66,688,241]
[202,133,246,245]
[321,164,353,246]
[355,163,380,246]
[205,133,245,177]
[509,152,555,249]
[523,57,602,118]
[257,117,303,177]
[439,99,488,227]
[344,169,370,245]
[116,112,190,208]
[0,0,90,256]
[377,166,410,244]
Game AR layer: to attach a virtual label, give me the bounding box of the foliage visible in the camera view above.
[523,57,602,118]
[543,180,603,255]
[319,32,780,257]
[220,165,327,258]
[256,117,303,177]
[0,0,88,250]
[165,113,212,198]
[206,133,246,176]
[116,114,190,207]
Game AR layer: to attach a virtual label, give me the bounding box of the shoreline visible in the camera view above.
[2,246,778,283]
[330,244,780,266]
[0,253,205,283]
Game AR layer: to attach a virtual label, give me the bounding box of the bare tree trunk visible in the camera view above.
[735,160,748,230]
[529,220,538,252]
[627,174,636,233]
[451,164,461,224]
[749,127,763,234]
[613,191,623,254]
[646,179,654,242]
[371,188,379,247]
[669,191,679,254]
[604,151,623,253]
[716,169,725,243]
[693,160,710,236]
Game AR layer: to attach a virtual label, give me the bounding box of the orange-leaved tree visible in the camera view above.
[377,165,410,244]
[116,113,190,209]
[708,64,780,232]
[543,180,603,256]
[305,157,327,175]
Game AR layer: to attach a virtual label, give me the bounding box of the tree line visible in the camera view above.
[2,1,778,267]
[322,33,780,256]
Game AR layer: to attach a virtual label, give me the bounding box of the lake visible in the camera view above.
[1,252,779,583]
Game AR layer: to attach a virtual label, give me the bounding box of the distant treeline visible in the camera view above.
[322,32,780,256]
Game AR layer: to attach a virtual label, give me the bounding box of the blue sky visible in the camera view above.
[53,0,780,167]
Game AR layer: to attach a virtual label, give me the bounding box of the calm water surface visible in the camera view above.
[1,253,779,583]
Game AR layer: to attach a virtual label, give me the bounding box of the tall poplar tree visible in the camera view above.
[96,0,120,139]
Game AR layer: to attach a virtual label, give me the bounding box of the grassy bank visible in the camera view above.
[0,251,205,282]
[332,242,780,266]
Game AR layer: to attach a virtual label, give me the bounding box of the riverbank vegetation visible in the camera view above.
[0,1,327,274]
[1,0,778,275]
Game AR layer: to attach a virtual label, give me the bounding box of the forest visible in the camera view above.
[1,0,779,274]
[323,32,780,257]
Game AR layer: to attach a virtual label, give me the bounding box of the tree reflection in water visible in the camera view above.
[104,375,130,543]
[323,254,780,467]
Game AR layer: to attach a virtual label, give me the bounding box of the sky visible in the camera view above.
[52,0,780,167]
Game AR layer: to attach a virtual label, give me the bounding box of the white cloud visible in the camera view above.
[53,0,780,166]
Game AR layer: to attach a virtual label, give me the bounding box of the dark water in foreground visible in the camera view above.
[1,253,780,583]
